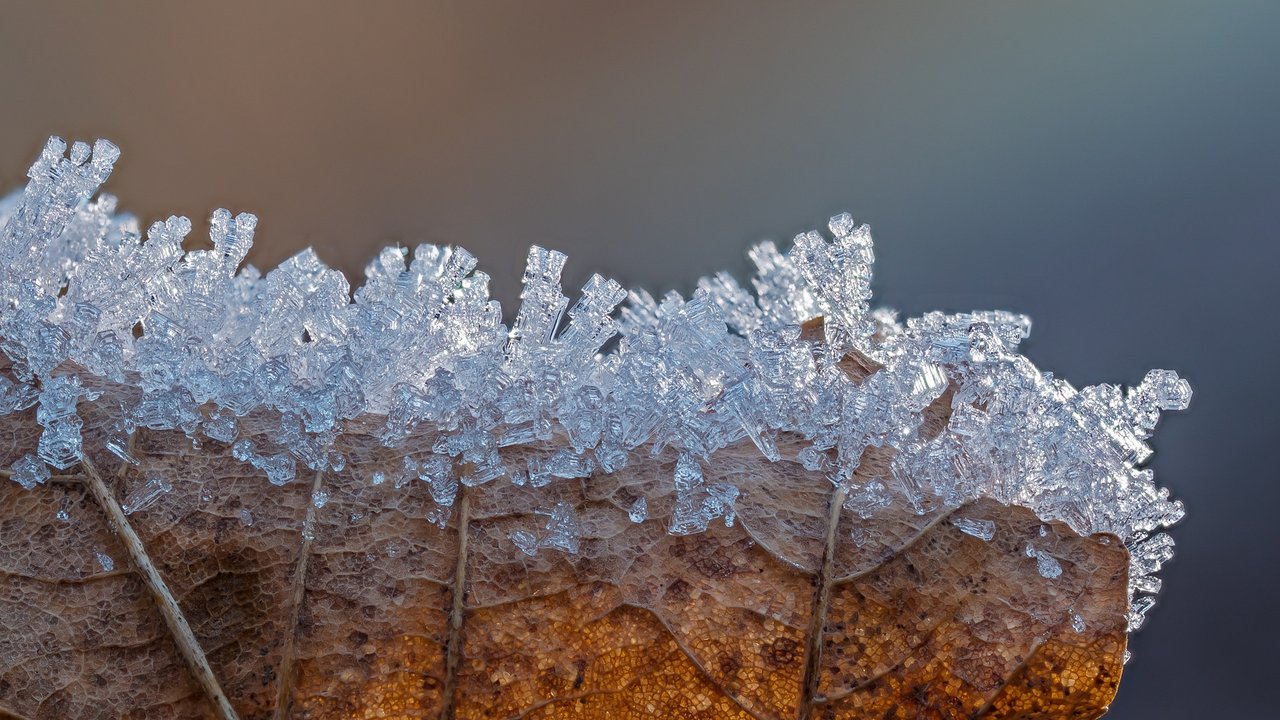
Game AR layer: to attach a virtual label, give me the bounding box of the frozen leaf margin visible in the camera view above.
[0,137,1188,718]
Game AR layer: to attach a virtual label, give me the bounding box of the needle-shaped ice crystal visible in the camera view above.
[122,476,173,515]
[953,517,996,541]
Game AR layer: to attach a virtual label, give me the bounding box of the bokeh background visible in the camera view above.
[1,2,1277,717]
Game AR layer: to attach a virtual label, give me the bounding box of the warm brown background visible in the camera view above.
[1,2,1278,718]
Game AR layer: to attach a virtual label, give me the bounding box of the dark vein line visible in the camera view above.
[506,633,699,720]
[0,469,85,484]
[818,611,952,703]
[439,488,470,720]
[798,485,847,720]
[831,506,962,584]
[820,563,1098,713]
[813,567,1048,706]
[641,604,773,720]
[846,516,1073,704]
[507,652,669,720]
[272,468,326,720]
[970,585,1102,719]
[970,636,1049,718]
[734,511,819,572]
[0,568,131,584]
[78,453,240,720]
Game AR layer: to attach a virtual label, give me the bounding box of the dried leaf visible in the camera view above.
[0,367,1128,720]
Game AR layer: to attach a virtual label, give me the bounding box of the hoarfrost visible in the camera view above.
[122,476,173,515]
[952,517,996,542]
[0,136,1192,631]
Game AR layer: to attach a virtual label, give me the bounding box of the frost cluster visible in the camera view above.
[0,138,1190,629]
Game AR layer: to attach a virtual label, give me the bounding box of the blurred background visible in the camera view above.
[1,1,1276,717]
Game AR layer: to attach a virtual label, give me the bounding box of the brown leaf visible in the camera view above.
[0,367,1128,720]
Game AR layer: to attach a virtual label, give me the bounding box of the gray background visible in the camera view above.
[1,2,1277,717]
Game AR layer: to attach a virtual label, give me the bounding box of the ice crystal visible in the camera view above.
[509,501,584,556]
[1035,549,1064,580]
[94,550,114,572]
[628,496,648,523]
[9,453,49,490]
[952,516,996,542]
[122,475,173,515]
[311,488,330,509]
[0,137,1192,630]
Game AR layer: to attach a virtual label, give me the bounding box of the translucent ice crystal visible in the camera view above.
[0,137,1192,631]
[94,550,115,572]
[122,476,173,515]
[952,517,996,541]
[9,454,50,490]
[311,488,330,509]
[511,501,583,556]
[628,496,648,523]
[1033,547,1064,580]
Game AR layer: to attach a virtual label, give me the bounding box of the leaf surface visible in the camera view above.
[0,368,1128,720]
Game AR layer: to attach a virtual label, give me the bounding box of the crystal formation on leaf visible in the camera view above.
[0,138,1189,719]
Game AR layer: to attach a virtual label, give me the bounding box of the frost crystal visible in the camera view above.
[0,137,1192,632]
[952,517,996,541]
[9,454,50,490]
[628,496,648,523]
[94,550,114,572]
[1034,549,1064,580]
[122,475,173,515]
[311,488,330,509]
[510,502,583,556]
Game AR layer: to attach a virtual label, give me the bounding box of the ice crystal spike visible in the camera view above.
[952,516,996,541]
[0,136,1192,641]
[121,475,173,515]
